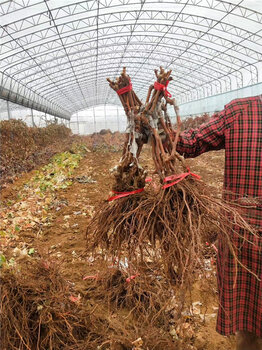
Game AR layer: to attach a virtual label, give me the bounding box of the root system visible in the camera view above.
[1,257,192,350]
[0,259,100,350]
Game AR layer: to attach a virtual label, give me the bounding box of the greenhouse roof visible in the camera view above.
[1,0,262,119]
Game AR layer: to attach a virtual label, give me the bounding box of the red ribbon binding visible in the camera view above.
[107,178,152,201]
[126,273,140,283]
[117,80,133,95]
[162,168,201,189]
[205,242,218,253]
[69,295,80,303]
[154,81,172,98]
[107,188,144,201]
[83,275,98,280]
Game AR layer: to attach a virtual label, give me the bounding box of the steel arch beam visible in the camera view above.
[0,72,70,119]
[0,0,261,117]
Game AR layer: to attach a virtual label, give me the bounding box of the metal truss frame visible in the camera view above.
[0,0,261,119]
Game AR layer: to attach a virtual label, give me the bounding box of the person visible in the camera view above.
[175,95,262,350]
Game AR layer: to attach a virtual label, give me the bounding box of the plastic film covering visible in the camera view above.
[0,0,262,119]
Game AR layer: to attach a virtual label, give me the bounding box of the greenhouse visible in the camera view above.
[1,1,262,349]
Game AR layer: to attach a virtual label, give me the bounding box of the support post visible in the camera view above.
[93,106,96,133]
[77,112,80,134]
[117,106,120,132]
[7,100,11,120]
[104,104,107,130]
[31,108,35,127]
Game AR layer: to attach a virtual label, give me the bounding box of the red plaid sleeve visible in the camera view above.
[178,96,262,338]
[176,111,227,158]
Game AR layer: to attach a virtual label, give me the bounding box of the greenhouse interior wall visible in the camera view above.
[1,84,261,135]
[0,103,69,128]
[179,82,262,117]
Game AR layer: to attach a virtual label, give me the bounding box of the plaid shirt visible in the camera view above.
[176,95,262,337]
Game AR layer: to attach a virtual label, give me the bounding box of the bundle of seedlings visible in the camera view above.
[106,67,148,193]
[80,260,196,350]
[86,68,150,254]
[0,257,105,350]
[82,259,173,316]
[87,67,259,285]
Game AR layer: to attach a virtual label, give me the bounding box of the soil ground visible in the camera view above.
[1,144,236,349]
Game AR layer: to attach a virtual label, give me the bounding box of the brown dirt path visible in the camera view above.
[21,150,121,281]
